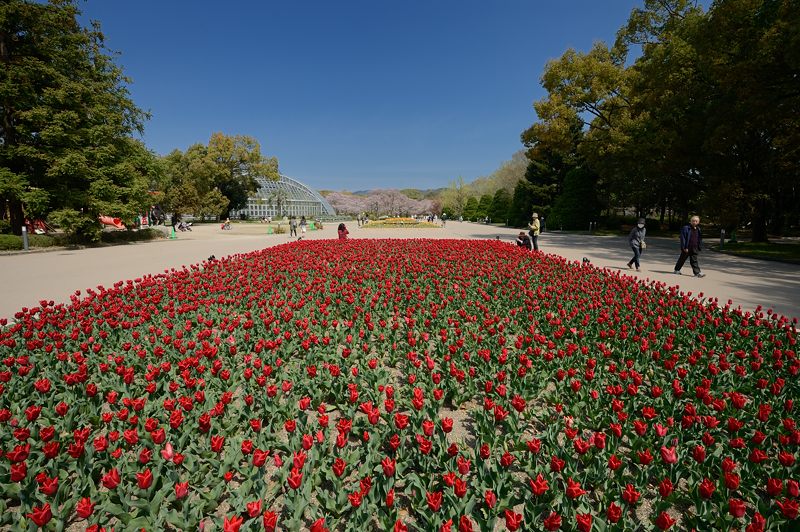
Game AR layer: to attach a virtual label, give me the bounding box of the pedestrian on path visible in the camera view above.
[289,216,297,237]
[527,213,541,251]
[626,218,647,271]
[674,215,706,277]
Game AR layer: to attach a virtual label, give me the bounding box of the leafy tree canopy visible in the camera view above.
[0,0,156,239]
[522,0,800,239]
[160,133,279,219]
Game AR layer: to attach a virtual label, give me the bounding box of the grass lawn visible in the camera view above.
[711,240,800,264]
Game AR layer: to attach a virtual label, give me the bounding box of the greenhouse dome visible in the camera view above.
[233,174,336,219]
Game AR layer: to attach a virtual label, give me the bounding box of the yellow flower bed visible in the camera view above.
[364,217,439,228]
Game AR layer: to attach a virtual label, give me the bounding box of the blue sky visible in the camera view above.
[79,1,645,191]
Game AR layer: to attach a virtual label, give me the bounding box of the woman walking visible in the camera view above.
[626,218,647,271]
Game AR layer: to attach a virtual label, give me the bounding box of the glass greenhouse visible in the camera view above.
[233,175,336,219]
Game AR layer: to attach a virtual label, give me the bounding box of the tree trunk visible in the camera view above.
[9,200,24,236]
[751,197,769,243]
[751,216,768,242]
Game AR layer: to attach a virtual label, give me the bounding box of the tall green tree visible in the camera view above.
[161,133,278,219]
[508,180,535,227]
[694,0,800,240]
[462,196,479,220]
[206,132,278,216]
[489,189,511,224]
[468,151,529,197]
[476,194,493,220]
[518,97,583,225]
[441,176,468,218]
[549,166,601,230]
[613,0,715,223]
[0,0,154,238]
[525,0,800,238]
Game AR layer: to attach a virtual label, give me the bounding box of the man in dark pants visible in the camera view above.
[674,215,706,277]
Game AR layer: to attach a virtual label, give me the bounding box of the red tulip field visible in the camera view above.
[1,239,797,531]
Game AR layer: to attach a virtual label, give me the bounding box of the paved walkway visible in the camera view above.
[1,222,797,322]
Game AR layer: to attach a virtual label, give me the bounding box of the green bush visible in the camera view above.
[0,229,162,250]
[28,234,62,248]
[0,220,11,235]
[100,228,164,244]
[596,214,629,231]
[49,209,102,243]
[0,234,23,250]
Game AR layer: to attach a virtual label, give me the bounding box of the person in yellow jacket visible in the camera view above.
[527,213,541,251]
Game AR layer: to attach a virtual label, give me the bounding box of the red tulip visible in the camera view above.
[38,475,58,496]
[223,515,243,532]
[484,490,497,509]
[136,468,153,489]
[698,478,716,499]
[210,435,225,453]
[101,468,120,489]
[543,512,561,531]
[606,502,622,523]
[566,477,587,499]
[348,491,362,508]
[253,448,269,467]
[724,472,740,490]
[655,511,676,530]
[659,478,674,498]
[729,498,746,518]
[76,497,94,519]
[381,456,395,477]
[26,503,52,527]
[175,481,189,499]
[503,510,523,531]
[246,499,262,518]
[386,488,395,507]
[622,483,640,505]
[529,473,549,496]
[576,513,592,532]
[777,498,799,519]
[660,445,677,464]
[426,491,442,512]
[263,510,278,531]
[287,467,302,490]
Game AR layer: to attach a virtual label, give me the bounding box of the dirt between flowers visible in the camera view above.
[0,231,798,531]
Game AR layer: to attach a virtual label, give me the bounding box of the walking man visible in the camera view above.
[674,215,706,277]
[289,216,298,237]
